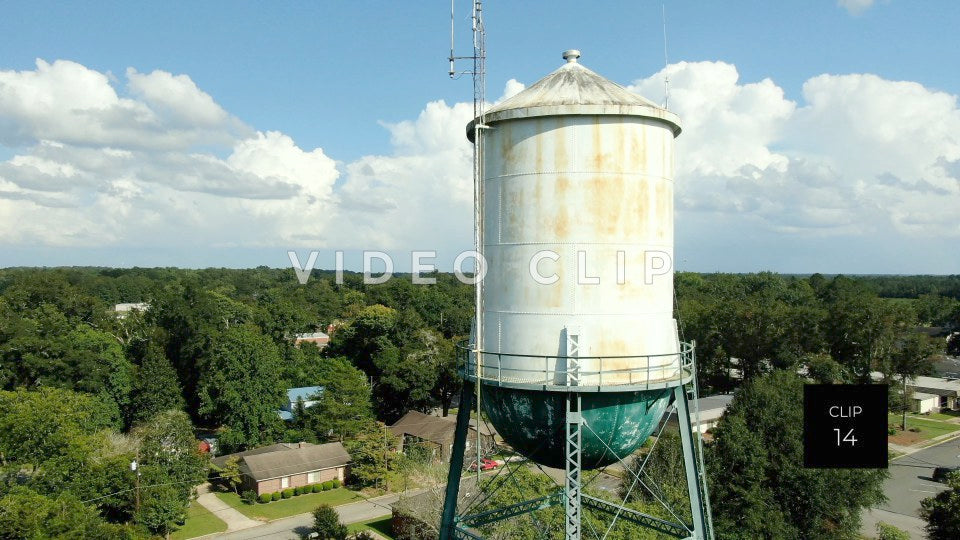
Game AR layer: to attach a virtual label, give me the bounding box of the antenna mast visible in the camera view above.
[662,2,670,108]
[449,0,487,481]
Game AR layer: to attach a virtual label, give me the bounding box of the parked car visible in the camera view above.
[468,458,498,472]
[932,466,959,482]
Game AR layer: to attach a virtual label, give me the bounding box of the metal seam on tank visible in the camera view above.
[570,243,578,318]
[486,171,675,182]
[497,170,503,244]
[497,313,502,354]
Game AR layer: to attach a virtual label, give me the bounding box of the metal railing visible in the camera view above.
[457,341,694,390]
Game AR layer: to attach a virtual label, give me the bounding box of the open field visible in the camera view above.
[216,488,363,521]
[171,502,228,540]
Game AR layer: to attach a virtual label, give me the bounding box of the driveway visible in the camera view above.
[195,484,262,532]
[861,437,960,538]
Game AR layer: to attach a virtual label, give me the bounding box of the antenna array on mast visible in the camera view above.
[662,2,670,108]
[449,0,487,482]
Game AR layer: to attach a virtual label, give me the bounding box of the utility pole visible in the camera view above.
[130,459,141,515]
[382,423,388,492]
[902,373,908,431]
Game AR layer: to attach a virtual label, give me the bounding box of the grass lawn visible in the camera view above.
[915,411,960,421]
[347,517,395,539]
[216,488,363,520]
[888,413,960,441]
[171,502,227,540]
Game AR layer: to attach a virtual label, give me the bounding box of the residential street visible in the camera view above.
[214,491,406,540]
[861,437,960,538]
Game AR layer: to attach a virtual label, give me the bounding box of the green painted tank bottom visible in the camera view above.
[480,384,673,469]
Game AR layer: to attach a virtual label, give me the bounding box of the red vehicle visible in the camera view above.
[468,458,498,471]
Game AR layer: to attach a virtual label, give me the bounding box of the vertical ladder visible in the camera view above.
[564,325,582,540]
[565,393,582,540]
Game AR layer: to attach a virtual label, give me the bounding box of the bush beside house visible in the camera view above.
[255,484,337,503]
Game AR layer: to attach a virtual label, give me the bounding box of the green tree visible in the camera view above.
[916,294,960,326]
[131,410,208,535]
[129,341,185,425]
[135,484,185,537]
[805,353,848,384]
[0,387,115,466]
[311,504,347,540]
[254,289,314,344]
[888,333,934,430]
[431,336,460,417]
[708,371,887,539]
[196,325,286,450]
[823,277,902,382]
[921,471,960,539]
[344,421,400,490]
[875,521,911,540]
[325,304,398,376]
[374,336,439,422]
[214,456,244,494]
[308,357,373,441]
[0,486,140,539]
[65,325,134,419]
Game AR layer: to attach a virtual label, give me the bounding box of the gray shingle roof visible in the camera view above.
[244,442,350,481]
[389,411,495,444]
[212,442,351,481]
[211,442,304,468]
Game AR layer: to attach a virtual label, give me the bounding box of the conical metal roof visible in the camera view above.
[467,50,681,141]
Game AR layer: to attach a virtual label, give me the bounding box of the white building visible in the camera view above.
[665,394,734,434]
[911,392,940,414]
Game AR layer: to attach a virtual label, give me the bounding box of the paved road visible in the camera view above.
[214,492,406,540]
[861,437,960,538]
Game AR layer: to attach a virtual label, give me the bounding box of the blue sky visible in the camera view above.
[1,1,959,273]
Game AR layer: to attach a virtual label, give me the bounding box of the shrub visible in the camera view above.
[888,426,897,435]
[331,479,340,488]
[322,480,335,491]
[876,521,910,540]
[271,491,281,501]
[312,504,347,539]
[241,490,257,505]
[294,486,303,496]
[259,493,272,504]
[282,488,294,499]
[312,484,323,493]
[353,531,375,540]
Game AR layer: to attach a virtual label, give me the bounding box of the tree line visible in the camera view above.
[0,266,957,537]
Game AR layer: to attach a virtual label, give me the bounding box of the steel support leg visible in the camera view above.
[565,392,582,540]
[441,379,476,540]
[673,385,712,540]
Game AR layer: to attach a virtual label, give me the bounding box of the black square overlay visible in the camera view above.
[804,384,888,468]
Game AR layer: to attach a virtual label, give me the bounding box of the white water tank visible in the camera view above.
[468,50,684,387]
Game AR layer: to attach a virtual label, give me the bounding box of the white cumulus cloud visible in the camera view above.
[838,0,876,15]
[629,61,960,245]
[0,56,958,272]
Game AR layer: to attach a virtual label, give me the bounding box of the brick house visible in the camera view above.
[294,331,330,349]
[212,441,350,495]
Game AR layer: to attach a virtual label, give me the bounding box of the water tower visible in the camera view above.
[439,48,713,540]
